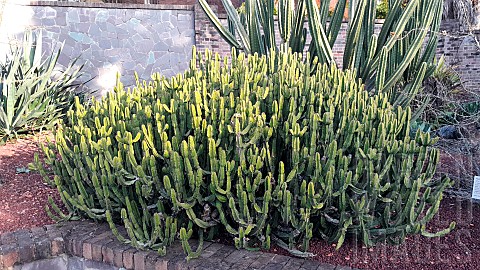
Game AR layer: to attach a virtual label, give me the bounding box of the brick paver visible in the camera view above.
[123,247,138,270]
[0,221,357,270]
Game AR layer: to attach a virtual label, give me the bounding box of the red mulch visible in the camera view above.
[0,134,62,235]
[268,197,479,270]
[0,135,479,270]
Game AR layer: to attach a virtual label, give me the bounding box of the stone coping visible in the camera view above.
[22,1,194,11]
[18,1,388,24]
[0,221,360,270]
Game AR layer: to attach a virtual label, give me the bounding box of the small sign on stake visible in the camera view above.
[472,176,480,200]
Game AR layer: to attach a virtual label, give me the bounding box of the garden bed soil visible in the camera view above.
[267,196,479,270]
[0,135,62,234]
[437,138,480,194]
[0,135,478,270]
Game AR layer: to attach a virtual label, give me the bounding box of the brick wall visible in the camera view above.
[0,220,334,269]
[437,19,480,92]
[194,3,232,57]
[194,4,382,69]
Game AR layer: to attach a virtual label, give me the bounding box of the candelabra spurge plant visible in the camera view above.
[37,48,454,258]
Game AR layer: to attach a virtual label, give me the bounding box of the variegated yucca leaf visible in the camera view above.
[199,0,444,109]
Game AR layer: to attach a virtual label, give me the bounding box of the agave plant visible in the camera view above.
[0,30,85,143]
[199,0,443,109]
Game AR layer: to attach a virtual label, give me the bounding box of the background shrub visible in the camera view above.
[415,56,480,130]
[375,0,389,19]
[37,48,454,258]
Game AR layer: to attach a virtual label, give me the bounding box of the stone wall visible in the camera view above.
[0,1,195,95]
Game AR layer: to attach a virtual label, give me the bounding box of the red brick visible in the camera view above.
[156,243,185,270]
[123,248,138,270]
[0,246,19,268]
[112,243,131,268]
[18,245,35,264]
[34,239,52,259]
[82,231,111,260]
[82,229,116,262]
[155,259,167,270]
[91,237,114,262]
[102,242,116,265]
[83,241,93,260]
[65,226,94,256]
[137,251,158,269]
[51,237,65,256]
[134,250,150,270]
[71,233,96,257]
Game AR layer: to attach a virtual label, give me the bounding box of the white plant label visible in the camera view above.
[472,176,480,200]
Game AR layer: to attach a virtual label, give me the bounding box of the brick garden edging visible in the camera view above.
[0,221,359,270]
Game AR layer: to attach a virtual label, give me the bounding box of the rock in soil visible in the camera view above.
[437,125,462,139]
